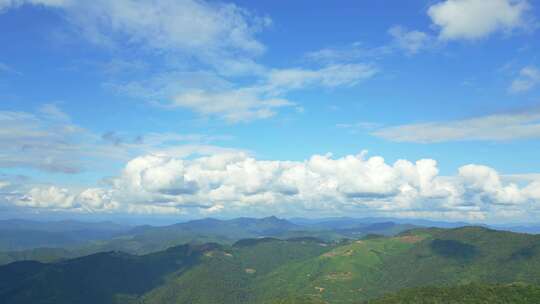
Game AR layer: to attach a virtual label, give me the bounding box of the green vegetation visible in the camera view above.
[364,283,540,304]
[252,234,424,303]
[2,226,540,304]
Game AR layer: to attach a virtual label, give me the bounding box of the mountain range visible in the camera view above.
[0,216,416,265]
[2,222,540,303]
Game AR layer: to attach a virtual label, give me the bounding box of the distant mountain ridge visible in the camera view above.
[0,216,415,265]
[0,219,130,232]
[0,219,132,251]
[4,215,540,267]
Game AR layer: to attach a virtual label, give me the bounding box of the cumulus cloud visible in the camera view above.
[427,0,531,40]
[7,151,540,220]
[510,66,540,93]
[459,165,525,205]
[523,181,540,200]
[15,186,119,212]
[372,108,540,143]
[17,186,76,209]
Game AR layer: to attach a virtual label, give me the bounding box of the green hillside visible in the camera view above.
[0,238,335,304]
[140,238,334,304]
[0,243,225,304]
[252,227,540,303]
[252,233,427,303]
[3,226,540,304]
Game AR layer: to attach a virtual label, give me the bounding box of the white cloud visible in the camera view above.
[510,66,540,93]
[0,181,10,189]
[459,164,525,205]
[427,0,531,40]
[0,0,268,59]
[315,0,532,61]
[37,103,71,121]
[76,188,120,211]
[172,88,291,123]
[372,109,540,143]
[1,1,380,123]
[523,181,540,200]
[8,151,540,221]
[166,64,377,122]
[15,186,119,212]
[388,26,431,54]
[17,186,76,209]
[304,42,393,64]
[265,64,377,92]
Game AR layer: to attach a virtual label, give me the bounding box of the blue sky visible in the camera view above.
[1,0,540,223]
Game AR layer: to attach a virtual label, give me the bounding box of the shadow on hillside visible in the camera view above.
[430,239,478,261]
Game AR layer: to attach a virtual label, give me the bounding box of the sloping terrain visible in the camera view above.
[3,226,540,304]
[0,243,217,304]
[251,227,540,303]
[0,238,334,304]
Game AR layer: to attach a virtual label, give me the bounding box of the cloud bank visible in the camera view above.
[5,151,540,221]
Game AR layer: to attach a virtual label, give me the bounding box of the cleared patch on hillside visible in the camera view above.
[314,286,325,293]
[325,272,353,281]
[322,248,355,258]
[395,235,424,243]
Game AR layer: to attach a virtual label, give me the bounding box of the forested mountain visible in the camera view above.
[2,226,540,303]
[0,217,415,265]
